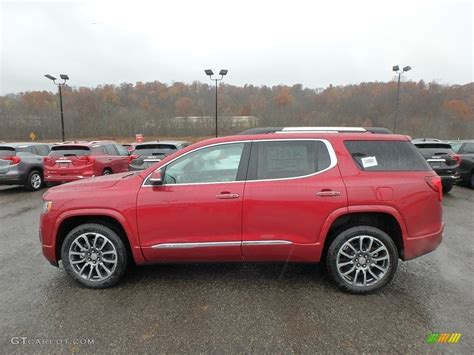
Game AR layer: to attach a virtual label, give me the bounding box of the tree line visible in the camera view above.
[0,80,472,141]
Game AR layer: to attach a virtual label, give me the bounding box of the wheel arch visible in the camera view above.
[54,211,144,264]
[319,207,407,261]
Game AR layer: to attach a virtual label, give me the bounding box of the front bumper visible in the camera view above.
[403,223,444,260]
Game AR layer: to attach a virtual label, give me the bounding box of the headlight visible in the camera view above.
[42,201,53,214]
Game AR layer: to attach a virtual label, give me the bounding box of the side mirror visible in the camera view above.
[149,170,163,185]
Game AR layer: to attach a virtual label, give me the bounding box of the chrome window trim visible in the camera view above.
[141,138,337,187]
[151,240,292,249]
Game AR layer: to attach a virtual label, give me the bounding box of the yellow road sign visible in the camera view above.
[29,132,36,141]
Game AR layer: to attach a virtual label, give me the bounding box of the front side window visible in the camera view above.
[250,140,332,180]
[104,144,118,156]
[162,143,245,184]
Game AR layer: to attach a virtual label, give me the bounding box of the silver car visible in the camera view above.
[0,143,51,191]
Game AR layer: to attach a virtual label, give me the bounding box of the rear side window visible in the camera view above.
[104,144,118,155]
[50,146,91,156]
[115,144,129,156]
[345,140,430,171]
[16,145,35,154]
[249,140,332,180]
[462,143,474,154]
[33,145,50,156]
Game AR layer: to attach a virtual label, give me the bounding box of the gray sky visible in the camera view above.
[0,0,472,94]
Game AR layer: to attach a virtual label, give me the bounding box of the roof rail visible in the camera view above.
[238,127,393,135]
[279,127,366,133]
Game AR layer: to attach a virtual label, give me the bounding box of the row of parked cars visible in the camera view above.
[0,140,190,191]
[1,136,473,192]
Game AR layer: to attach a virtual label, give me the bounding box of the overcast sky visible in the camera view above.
[0,0,472,94]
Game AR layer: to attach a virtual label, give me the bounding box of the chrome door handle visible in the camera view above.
[216,193,240,199]
[316,190,341,197]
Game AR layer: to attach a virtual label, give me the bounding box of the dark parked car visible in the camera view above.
[449,140,474,188]
[0,142,51,191]
[129,140,189,171]
[44,140,130,184]
[122,143,137,153]
[41,127,443,293]
[412,139,460,193]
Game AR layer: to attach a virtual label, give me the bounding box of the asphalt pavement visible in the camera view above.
[0,184,472,353]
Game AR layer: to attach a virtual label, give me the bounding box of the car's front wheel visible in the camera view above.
[327,226,398,294]
[61,223,128,288]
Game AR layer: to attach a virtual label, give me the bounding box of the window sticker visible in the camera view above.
[361,156,378,168]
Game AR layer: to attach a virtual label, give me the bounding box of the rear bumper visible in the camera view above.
[403,223,444,260]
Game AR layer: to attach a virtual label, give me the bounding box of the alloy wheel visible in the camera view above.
[68,232,118,282]
[30,172,42,190]
[336,235,390,287]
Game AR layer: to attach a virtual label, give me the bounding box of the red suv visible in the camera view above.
[40,128,443,293]
[44,141,130,184]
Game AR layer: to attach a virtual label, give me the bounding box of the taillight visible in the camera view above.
[129,154,139,163]
[450,154,461,165]
[1,155,21,165]
[43,156,53,166]
[425,175,443,201]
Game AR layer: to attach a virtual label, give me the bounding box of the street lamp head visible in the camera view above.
[44,74,57,81]
[60,74,69,80]
[205,69,214,76]
[403,66,411,72]
[392,65,399,72]
[219,69,228,76]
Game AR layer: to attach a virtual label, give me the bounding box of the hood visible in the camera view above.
[43,172,140,197]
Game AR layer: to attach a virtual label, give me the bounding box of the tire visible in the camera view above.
[61,223,128,288]
[442,180,454,193]
[326,226,398,294]
[25,170,43,191]
[102,168,112,175]
[470,172,474,189]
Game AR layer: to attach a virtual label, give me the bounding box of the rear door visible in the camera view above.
[241,139,347,262]
[113,144,131,172]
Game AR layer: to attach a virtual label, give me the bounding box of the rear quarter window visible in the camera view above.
[345,140,430,171]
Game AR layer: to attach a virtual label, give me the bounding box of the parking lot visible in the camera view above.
[0,184,472,353]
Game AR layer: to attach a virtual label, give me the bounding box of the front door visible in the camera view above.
[137,142,250,262]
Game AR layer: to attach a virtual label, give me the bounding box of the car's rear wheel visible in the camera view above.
[102,168,112,175]
[470,171,474,189]
[442,179,454,193]
[25,170,43,191]
[61,223,128,288]
[327,226,398,294]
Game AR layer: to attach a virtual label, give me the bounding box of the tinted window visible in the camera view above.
[0,147,16,156]
[33,145,50,156]
[16,145,35,154]
[251,140,332,180]
[345,140,430,171]
[462,143,474,154]
[104,144,118,155]
[115,144,129,156]
[135,144,178,157]
[50,146,91,156]
[449,142,463,153]
[163,143,245,184]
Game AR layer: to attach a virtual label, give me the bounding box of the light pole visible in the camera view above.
[392,65,411,133]
[205,69,228,137]
[45,74,69,142]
